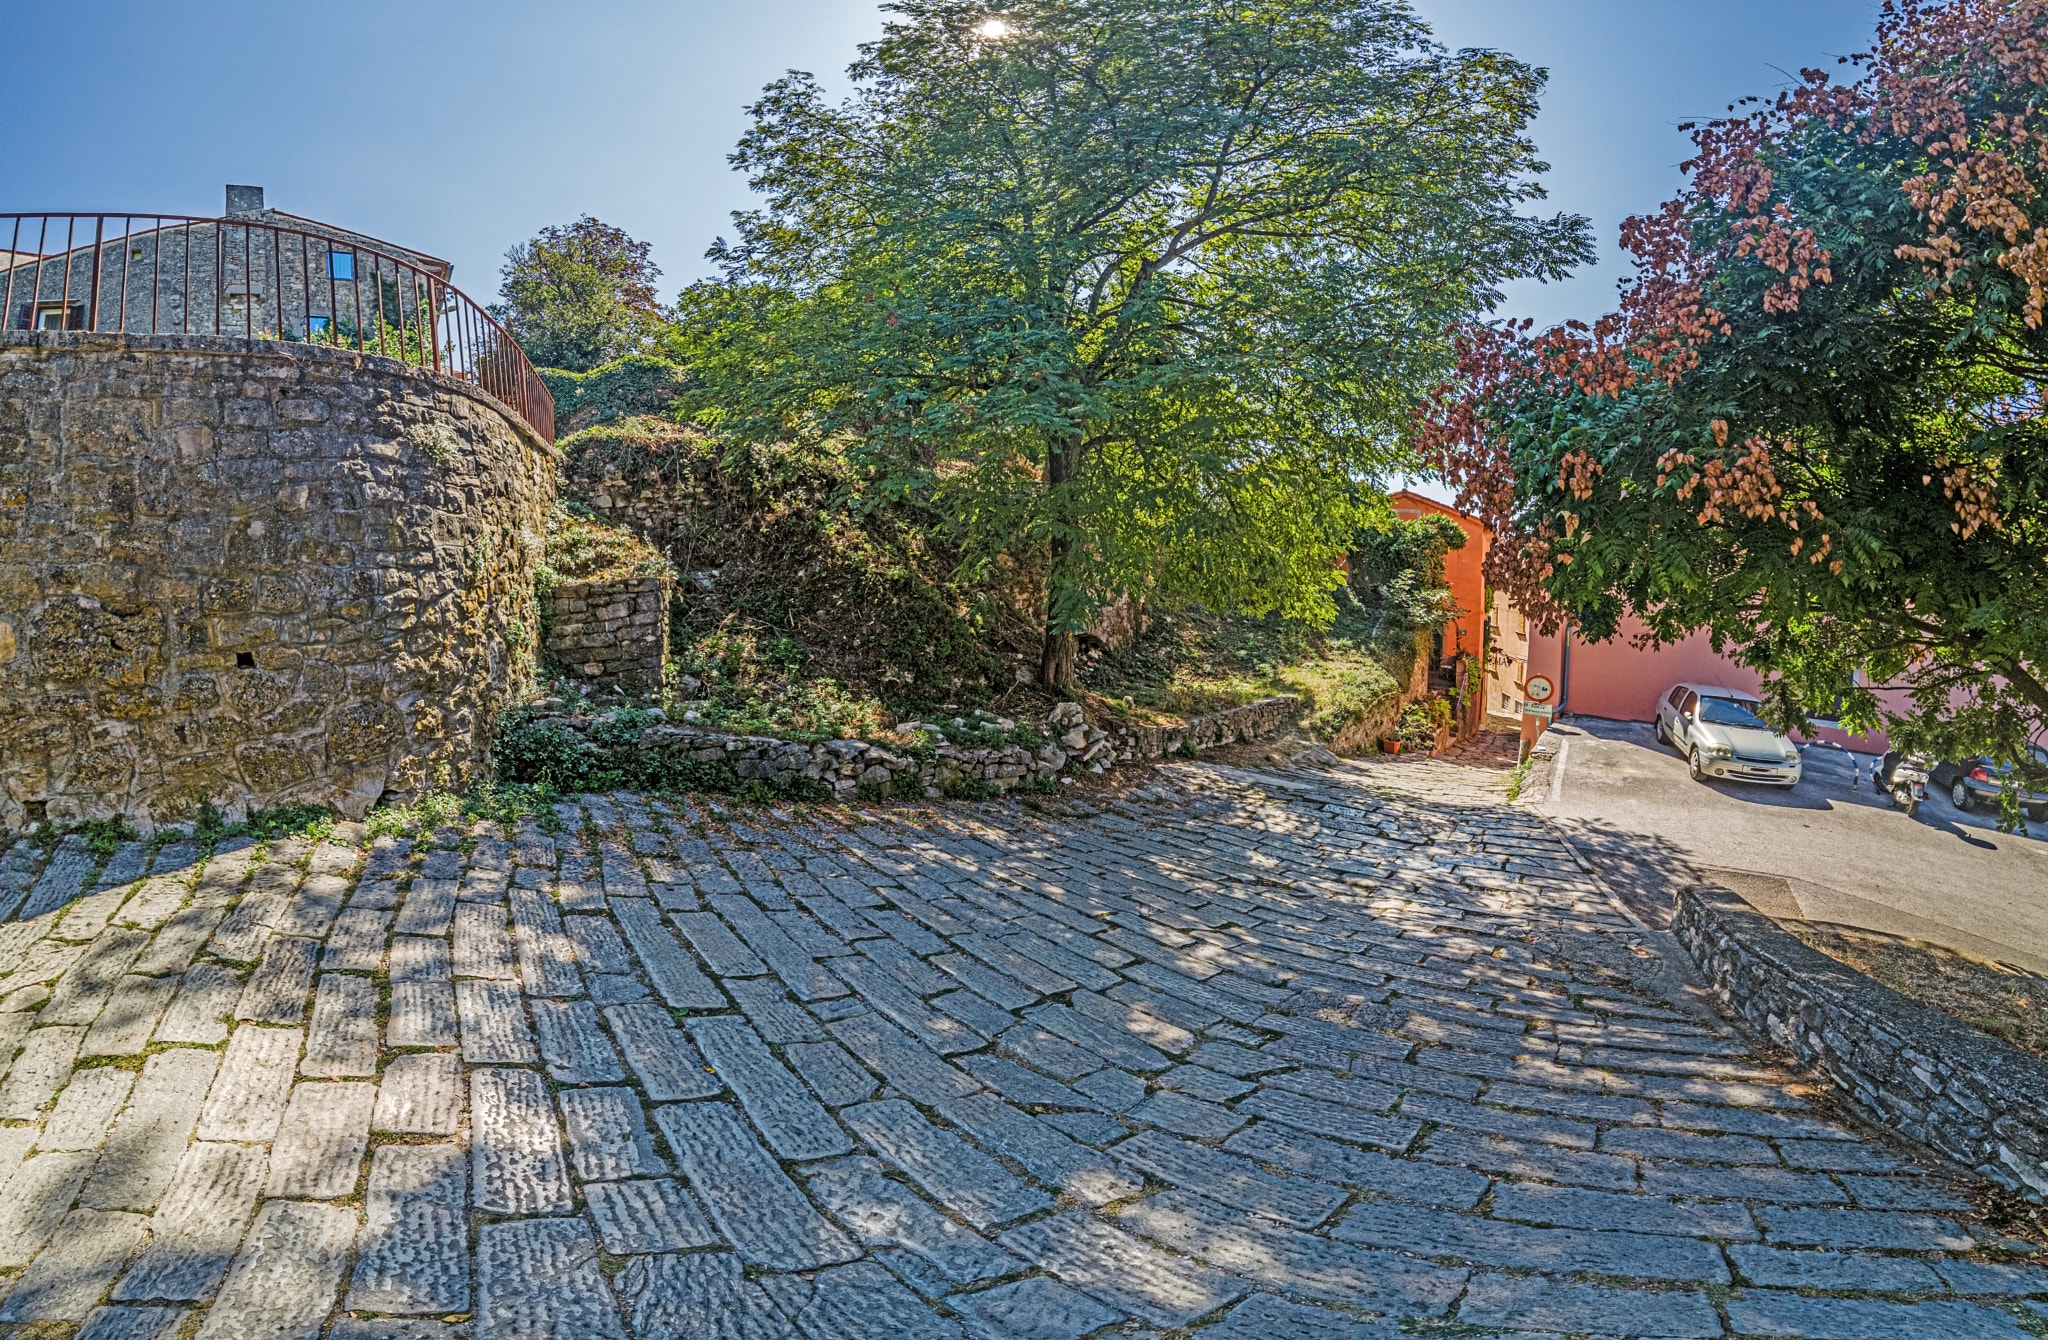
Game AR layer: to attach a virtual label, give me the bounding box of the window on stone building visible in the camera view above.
[31,302,85,330]
[328,251,355,281]
[307,315,332,337]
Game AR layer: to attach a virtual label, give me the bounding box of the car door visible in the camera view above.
[1659,687,1686,744]
[1675,691,1700,749]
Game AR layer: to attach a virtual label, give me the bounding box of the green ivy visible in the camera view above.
[541,356,687,432]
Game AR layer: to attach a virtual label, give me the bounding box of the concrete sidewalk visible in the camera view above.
[1532,717,2048,975]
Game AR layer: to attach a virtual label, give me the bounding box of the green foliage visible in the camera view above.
[670,629,893,739]
[540,356,688,434]
[1427,7,2048,786]
[189,801,334,847]
[406,422,461,466]
[1346,512,1468,639]
[558,414,1007,709]
[1290,655,1403,742]
[939,773,997,801]
[30,816,139,859]
[492,715,608,790]
[494,217,670,373]
[678,0,1592,681]
[905,708,1046,751]
[364,780,562,838]
[539,504,672,590]
[1398,696,1452,749]
[491,706,831,800]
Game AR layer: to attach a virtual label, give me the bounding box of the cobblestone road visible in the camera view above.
[1,757,2044,1339]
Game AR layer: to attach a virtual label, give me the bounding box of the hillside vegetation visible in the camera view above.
[537,359,1460,750]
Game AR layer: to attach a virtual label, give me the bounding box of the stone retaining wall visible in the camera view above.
[511,694,1301,803]
[0,331,555,829]
[542,575,668,693]
[1674,884,2048,1199]
[1106,695,1300,762]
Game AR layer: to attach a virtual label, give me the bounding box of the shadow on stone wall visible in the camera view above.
[0,332,557,831]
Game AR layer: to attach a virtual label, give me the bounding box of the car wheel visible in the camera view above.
[2029,806,2047,825]
[1951,780,1971,812]
[1689,747,1706,782]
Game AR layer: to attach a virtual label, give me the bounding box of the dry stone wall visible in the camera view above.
[507,695,1301,802]
[1675,883,2048,1199]
[0,331,556,830]
[541,575,669,693]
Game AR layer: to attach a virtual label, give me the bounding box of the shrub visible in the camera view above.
[493,716,607,792]
[541,355,687,433]
[1398,697,1452,751]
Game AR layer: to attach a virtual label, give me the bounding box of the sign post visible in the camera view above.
[1518,674,1556,760]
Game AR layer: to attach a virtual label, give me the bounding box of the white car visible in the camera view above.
[1655,683,1802,787]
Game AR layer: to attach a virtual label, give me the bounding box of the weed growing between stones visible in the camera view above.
[1504,753,1535,802]
[364,779,564,837]
[28,815,137,858]
[189,801,335,847]
[405,421,462,466]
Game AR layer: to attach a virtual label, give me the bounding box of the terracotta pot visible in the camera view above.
[1380,739,1403,754]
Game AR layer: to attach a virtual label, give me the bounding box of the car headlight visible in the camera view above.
[1705,744,1734,759]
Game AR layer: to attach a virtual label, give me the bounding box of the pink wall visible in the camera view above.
[1556,619,1762,723]
[1530,616,1896,752]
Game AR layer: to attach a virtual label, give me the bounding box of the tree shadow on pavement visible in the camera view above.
[1550,817,1706,931]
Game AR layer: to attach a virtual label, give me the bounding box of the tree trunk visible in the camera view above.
[1039,437,1079,690]
[1040,618,1076,689]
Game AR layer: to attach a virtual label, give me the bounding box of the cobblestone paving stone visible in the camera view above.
[3,758,2048,1336]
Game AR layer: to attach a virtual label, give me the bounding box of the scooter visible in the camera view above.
[1875,750,1932,816]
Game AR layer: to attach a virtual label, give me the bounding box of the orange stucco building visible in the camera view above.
[1385,491,1894,753]
[1387,491,1489,666]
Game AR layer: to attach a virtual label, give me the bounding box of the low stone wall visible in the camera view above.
[1107,695,1300,762]
[542,575,669,693]
[1674,884,2048,1199]
[508,695,1302,802]
[1327,693,1406,756]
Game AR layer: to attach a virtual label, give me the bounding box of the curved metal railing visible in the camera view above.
[0,211,555,443]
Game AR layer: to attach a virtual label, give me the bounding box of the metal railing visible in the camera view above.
[0,212,555,443]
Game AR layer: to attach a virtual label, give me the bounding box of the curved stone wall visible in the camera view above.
[0,332,557,829]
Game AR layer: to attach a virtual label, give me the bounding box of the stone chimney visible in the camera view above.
[225,184,265,217]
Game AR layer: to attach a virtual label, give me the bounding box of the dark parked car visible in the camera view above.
[1932,745,2048,822]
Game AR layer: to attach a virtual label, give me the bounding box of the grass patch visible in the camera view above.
[29,816,138,859]
[1077,607,1409,743]
[191,801,335,847]
[540,503,672,588]
[1783,922,2048,1058]
[366,780,564,838]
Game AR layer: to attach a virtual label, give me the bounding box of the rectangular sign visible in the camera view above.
[1521,703,1555,718]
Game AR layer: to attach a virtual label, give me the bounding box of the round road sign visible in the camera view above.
[1524,675,1555,704]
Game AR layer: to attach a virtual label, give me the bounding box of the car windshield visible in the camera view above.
[1698,697,1770,730]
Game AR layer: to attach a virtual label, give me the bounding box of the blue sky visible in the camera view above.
[3,0,1875,333]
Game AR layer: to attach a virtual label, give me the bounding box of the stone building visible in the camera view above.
[0,191,558,832]
[3,186,450,344]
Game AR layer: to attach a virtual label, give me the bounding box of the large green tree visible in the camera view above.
[679,0,1590,686]
[495,216,670,373]
[1421,0,2048,801]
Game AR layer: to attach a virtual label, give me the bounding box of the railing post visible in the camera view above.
[87,215,103,330]
[428,277,442,373]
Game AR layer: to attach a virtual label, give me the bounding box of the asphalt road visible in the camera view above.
[1532,717,2048,975]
